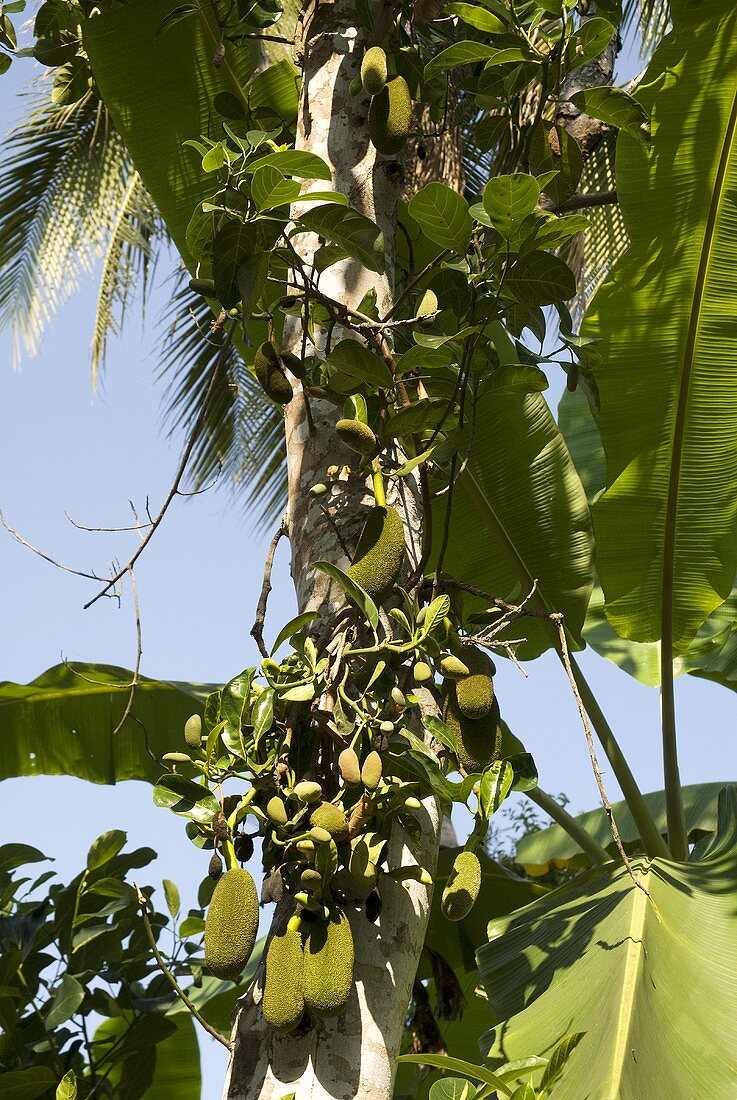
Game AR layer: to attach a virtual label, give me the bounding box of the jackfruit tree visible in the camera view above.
[2,0,737,1099]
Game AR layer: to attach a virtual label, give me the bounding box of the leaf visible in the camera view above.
[155,4,198,37]
[556,387,605,503]
[51,56,90,106]
[505,251,576,306]
[479,788,737,1098]
[0,1068,57,1100]
[486,365,548,395]
[271,611,318,655]
[87,830,126,870]
[422,713,458,755]
[251,165,301,210]
[247,57,298,122]
[248,149,332,180]
[163,878,181,919]
[424,41,499,79]
[46,974,85,1029]
[438,392,594,659]
[445,4,506,33]
[585,2,737,652]
[395,1055,510,1096]
[325,339,394,389]
[56,1070,77,1100]
[538,1032,584,1093]
[0,663,210,785]
[516,781,733,868]
[429,1079,474,1100]
[385,397,451,438]
[313,561,379,632]
[152,775,219,823]
[479,761,514,818]
[0,843,49,874]
[408,183,473,253]
[570,86,649,144]
[297,206,385,272]
[565,16,616,68]
[483,174,540,238]
[211,219,257,309]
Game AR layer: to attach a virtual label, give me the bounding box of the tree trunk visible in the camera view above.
[223,3,441,1096]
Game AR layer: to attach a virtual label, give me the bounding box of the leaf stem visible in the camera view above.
[526,786,609,865]
[660,646,688,859]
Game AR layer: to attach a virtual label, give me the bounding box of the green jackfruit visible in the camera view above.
[184,714,202,748]
[361,750,382,791]
[280,350,306,379]
[369,76,412,155]
[339,747,362,786]
[303,909,354,1016]
[309,802,349,844]
[188,277,216,297]
[335,418,377,456]
[453,645,495,720]
[262,925,305,1032]
[413,660,433,683]
[442,683,502,774]
[347,505,405,600]
[361,46,388,96]
[267,796,288,827]
[255,341,293,405]
[441,850,481,921]
[204,867,259,981]
[294,780,323,804]
[439,654,470,680]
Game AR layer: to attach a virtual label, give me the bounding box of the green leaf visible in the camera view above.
[247,57,298,122]
[251,165,301,210]
[483,174,540,238]
[385,398,450,438]
[570,86,649,144]
[408,183,473,253]
[585,2,737,652]
[325,339,394,390]
[0,663,210,785]
[51,56,91,106]
[163,878,181,919]
[556,387,605,503]
[509,1085,536,1100]
[479,761,514,818]
[152,775,219,823]
[212,219,258,309]
[564,16,616,68]
[429,1079,474,1100]
[505,251,576,306]
[439,392,594,659]
[538,1032,584,1093]
[56,1070,77,1100]
[444,3,506,33]
[297,205,385,273]
[46,974,85,1029]
[271,611,318,655]
[0,843,49,873]
[424,41,499,80]
[486,365,548,395]
[516,781,731,868]
[248,150,332,181]
[155,4,199,37]
[87,830,126,870]
[313,561,379,632]
[0,1068,57,1100]
[395,1055,510,1096]
[479,788,737,1097]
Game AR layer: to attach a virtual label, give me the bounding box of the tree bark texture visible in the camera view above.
[223,3,442,1096]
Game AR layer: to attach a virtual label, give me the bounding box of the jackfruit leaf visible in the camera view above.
[271,611,319,655]
[486,365,548,394]
[56,1070,77,1100]
[422,714,458,755]
[86,830,126,871]
[424,42,535,81]
[297,206,385,273]
[479,787,737,1098]
[428,1079,475,1100]
[396,1056,508,1097]
[325,339,394,389]
[82,0,263,270]
[251,165,301,210]
[251,687,275,739]
[163,879,181,920]
[439,391,594,659]
[0,663,212,785]
[479,760,514,818]
[211,219,258,309]
[483,174,540,238]
[570,86,649,144]
[0,1068,57,1099]
[408,183,473,253]
[93,1011,200,1099]
[564,16,615,67]
[385,397,450,438]
[313,561,380,632]
[248,149,331,180]
[585,1,737,652]
[515,780,733,867]
[152,775,219,823]
[505,251,576,306]
[445,3,506,33]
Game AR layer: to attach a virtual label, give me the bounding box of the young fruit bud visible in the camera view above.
[300,868,322,890]
[184,714,203,748]
[360,46,388,96]
[280,350,306,379]
[266,796,288,828]
[163,752,193,763]
[335,418,377,456]
[208,851,223,880]
[404,796,422,810]
[361,750,383,791]
[254,341,293,406]
[379,720,394,734]
[294,780,323,804]
[296,839,316,855]
[188,277,216,297]
[390,687,406,707]
[287,912,303,934]
[439,654,470,680]
[339,747,362,786]
[309,826,333,845]
[309,482,328,497]
[413,661,433,683]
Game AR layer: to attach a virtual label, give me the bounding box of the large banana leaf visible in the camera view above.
[478,786,737,1098]
[441,392,594,659]
[584,1,737,653]
[515,781,731,869]
[0,663,211,785]
[81,0,265,270]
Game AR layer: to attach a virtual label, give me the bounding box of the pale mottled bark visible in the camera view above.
[222,3,441,1097]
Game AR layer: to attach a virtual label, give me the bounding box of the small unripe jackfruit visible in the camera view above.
[369,77,412,156]
[453,645,495,720]
[361,750,382,791]
[294,781,323,804]
[439,654,470,680]
[188,277,216,297]
[339,747,362,786]
[347,505,405,600]
[267,796,288,828]
[262,925,305,1032]
[442,683,502,775]
[309,802,349,844]
[335,418,377,456]
[361,46,388,96]
[204,867,259,981]
[184,714,202,748]
[255,342,293,405]
[413,661,433,683]
[303,909,354,1017]
[441,850,481,921]
[280,350,306,379]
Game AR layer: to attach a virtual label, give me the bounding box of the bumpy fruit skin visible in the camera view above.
[188,277,216,297]
[335,418,377,456]
[262,924,305,1032]
[255,342,293,405]
[441,851,481,921]
[280,350,306,379]
[339,747,362,786]
[361,750,382,791]
[439,654,470,680]
[347,505,405,600]
[310,802,350,844]
[369,76,412,155]
[303,909,354,1017]
[266,796,288,827]
[184,713,202,748]
[204,867,259,981]
[442,682,502,774]
[453,645,496,720]
[360,46,388,96]
[413,660,433,683]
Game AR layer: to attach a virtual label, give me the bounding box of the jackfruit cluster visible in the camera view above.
[303,909,354,1016]
[336,418,377,456]
[360,46,388,96]
[204,867,259,981]
[262,924,305,1032]
[441,850,481,921]
[255,341,293,405]
[347,505,405,599]
[369,76,412,155]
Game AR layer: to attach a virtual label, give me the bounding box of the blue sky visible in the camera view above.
[1,42,735,1095]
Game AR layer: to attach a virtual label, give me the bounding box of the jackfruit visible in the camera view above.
[442,683,502,774]
[361,750,382,791]
[453,645,495,720]
[439,654,470,680]
[441,850,481,921]
[184,714,202,748]
[413,660,433,683]
[262,924,305,1032]
[188,277,216,297]
[348,839,377,900]
[294,781,323,804]
[303,909,354,1016]
[255,342,293,405]
[369,76,412,156]
[267,796,288,827]
[309,802,349,844]
[335,418,377,456]
[280,350,306,379]
[204,867,259,981]
[361,46,388,96]
[347,505,405,600]
[339,747,362,786]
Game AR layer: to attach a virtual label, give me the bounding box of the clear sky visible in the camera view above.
[1,39,734,1097]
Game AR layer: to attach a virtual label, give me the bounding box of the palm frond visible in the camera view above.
[623,0,670,56]
[157,273,287,530]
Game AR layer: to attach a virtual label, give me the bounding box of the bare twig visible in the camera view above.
[251,516,289,658]
[111,568,143,737]
[382,250,451,323]
[0,510,104,582]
